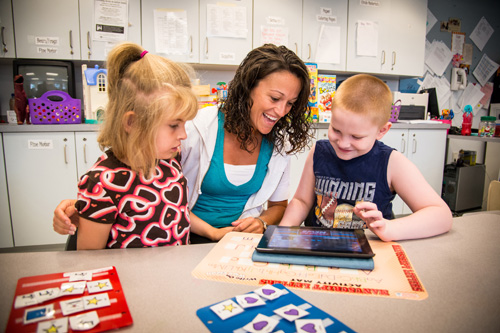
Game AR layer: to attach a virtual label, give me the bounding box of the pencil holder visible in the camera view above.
[29,90,82,124]
[390,99,401,123]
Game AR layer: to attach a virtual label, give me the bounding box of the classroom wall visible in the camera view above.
[426,0,500,126]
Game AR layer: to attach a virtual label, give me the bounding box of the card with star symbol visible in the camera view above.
[209,299,244,320]
[87,279,113,294]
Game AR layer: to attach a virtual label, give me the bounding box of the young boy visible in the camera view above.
[280,74,453,241]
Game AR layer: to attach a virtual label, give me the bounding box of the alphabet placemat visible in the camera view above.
[192,232,427,301]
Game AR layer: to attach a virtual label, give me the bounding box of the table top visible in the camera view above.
[1,213,499,333]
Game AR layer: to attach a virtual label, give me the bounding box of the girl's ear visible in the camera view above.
[376,121,392,140]
[123,111,135,133]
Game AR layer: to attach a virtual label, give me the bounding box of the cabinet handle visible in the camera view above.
[401,138,405,154]
[308,44,311,60]
[83,144,87,164]
[69,30,74,55]
[205,37,208,58]
[1,26,7,53]
[87,31,91,59]
[189,35,193,57]
[381,50,386,65]
[412,138,417,154]
[64,144,68,164]
[295,43,298,54]
[392,51,396,70]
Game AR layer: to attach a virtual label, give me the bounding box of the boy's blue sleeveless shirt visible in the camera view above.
[308,140,396,228]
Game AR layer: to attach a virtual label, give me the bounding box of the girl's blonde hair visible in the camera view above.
[332,74,393,127]
[98,42,198,176]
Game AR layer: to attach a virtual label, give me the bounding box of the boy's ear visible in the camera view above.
[376,121,392,140]
[123,111,136,133]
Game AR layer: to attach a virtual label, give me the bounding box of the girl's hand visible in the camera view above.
[232,217,265,233]
[353,201,392,241]
[53,199,79,235]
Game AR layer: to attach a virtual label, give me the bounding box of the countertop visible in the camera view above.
[0,121,449,133]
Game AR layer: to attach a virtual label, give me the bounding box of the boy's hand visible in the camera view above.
[353,201,391,241]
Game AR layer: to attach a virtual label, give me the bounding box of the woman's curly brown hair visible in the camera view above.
[221,44,312,155]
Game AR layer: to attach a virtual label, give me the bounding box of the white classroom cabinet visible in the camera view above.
[199,0,253,65]
[3,131,102,247]
[141,0,200,63]
[0,135,14,248]
[253,0,302,56]
[379,127,447,215]
[346,0,427,77]
[79,0,142,61]
[3,132,77,246]
[12,0,81,60]
[302,0,348,71]
[0,0,16,58]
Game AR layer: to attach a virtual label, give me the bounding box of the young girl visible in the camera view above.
[75,42,198,249]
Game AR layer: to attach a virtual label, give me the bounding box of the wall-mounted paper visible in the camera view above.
[425,40,452,77]
[356,21,378,57]
[315,25,341,64]
[451,32,465,56]
[473,53,500,87]
[260,26,288,47]
[206,4,247,39]
[93,0,128,42]
[154,9,188,55]
[470,16,493,51]
[426,9,437,35]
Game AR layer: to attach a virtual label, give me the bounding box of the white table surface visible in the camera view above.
[1,213,499,332]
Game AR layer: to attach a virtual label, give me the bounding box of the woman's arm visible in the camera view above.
[232,199,288,233]
[76,217,112,250]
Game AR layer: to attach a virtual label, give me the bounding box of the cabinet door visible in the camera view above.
[346,0,392,74]
[388,0,426,76]
[253,0,302,56]
[13,0,80,60]
[75,132,102,180]
[199,0,252,65]
[4,132,76,246]
[0,135,14,248]
[80,0,142,61]
[302,0,347,71]
[379,129,406,215]
[0,0,16,58]
[407,129,447,198]
[141,0,199,63]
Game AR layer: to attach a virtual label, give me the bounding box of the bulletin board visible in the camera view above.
[425,0,500,127]
[191,232,428,301]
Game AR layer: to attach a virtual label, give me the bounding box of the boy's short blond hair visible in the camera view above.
[98,42,198,177]
[332,74,393,127]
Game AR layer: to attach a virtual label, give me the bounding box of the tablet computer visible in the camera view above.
[255,225,375,258]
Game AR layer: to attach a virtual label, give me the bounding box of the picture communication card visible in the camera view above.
[192,232,428,300]
[197,283,355,333]
[6,266,133,333]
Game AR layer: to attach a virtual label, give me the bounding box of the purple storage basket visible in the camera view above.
[29,90,82,124]
[390,99,402,123]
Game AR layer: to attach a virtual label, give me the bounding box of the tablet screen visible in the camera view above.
[256,226,374,258]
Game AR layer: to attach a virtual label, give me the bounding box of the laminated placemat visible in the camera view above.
[29,90,82,124]
[192,232,428,300]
